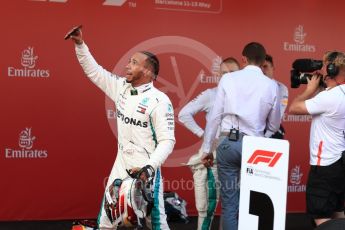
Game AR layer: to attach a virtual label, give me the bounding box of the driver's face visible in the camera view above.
[220,62,240,75]
[261,60,274,78]
[125,52,149,85]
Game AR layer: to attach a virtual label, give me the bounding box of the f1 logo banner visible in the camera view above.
[247,150,282,167]
[239,136,289,230]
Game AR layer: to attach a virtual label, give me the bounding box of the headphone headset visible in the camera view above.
[326,51,340,78]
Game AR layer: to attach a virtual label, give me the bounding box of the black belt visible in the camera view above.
[219,131,246,142]
[220,131,247,137]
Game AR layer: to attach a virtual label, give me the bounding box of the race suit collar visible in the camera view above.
[132,82,153,94]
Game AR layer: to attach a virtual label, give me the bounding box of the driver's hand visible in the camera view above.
[65,25,83,45]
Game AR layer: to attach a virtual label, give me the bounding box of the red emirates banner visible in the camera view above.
[0,0,341,220]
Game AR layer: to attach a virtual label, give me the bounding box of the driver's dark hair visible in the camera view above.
[265,54,274,66]
[140,51,160,79]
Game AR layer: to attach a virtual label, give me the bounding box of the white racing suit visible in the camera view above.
[178,88,220,230]
[76,43,175,230]
[276,80,288,119]
[264,79,289,138]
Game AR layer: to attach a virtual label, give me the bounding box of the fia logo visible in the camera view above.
[246,167,254,175]
[293,25,306,44]
[18,128,36,150]
[290,165,303,185]
[21,47,38,69]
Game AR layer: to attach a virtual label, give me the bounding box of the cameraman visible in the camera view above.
[289,51,345,226]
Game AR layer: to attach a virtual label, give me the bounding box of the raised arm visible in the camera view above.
[67,26,121,100]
